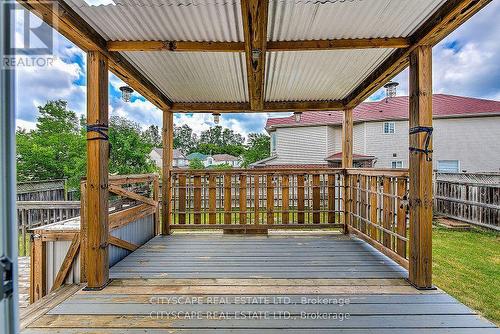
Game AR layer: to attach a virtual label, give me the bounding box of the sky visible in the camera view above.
[14,1,500,138]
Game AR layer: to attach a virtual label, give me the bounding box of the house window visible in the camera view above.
[437,160,460,173]
[383,122,395,134]
[391,161,403,169]
[270,132,277,153]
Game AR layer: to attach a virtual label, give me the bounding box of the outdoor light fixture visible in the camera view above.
[119,85,134,102]
[251,49,261,63]
[294,112,302,123]
[384,81,399,100]
[212,113,221,124]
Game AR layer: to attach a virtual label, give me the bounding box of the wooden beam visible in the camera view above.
[264,100,344,112]
[85,51,109,290]
[342,109,353,168]
[107,38,409,52]
[108,40,245,52]
[241,0,269,110]
[171,102,250,112]
[408,45,433,289]
[17,0,172,110]
[51,233,80,291]
[171,100,344,113]
[345,0,492,108]
[267,38,410,51]
[161,110,174,235]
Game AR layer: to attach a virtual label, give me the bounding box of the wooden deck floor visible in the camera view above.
[21,233,499,333]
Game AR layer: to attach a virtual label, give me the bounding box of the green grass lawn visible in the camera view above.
[432,226,500,325]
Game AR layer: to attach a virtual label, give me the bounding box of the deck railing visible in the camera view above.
[168,168,410,267]
[170,168,345,230]
[344,168,410,269]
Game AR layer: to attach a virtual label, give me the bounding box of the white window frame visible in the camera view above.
[437,160,460,173]
[391,160,404,169]
[270,132,277,153]
[383,122,395,134]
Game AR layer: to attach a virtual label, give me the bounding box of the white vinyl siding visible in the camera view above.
[364,120,409,168]
[272,126,328,165]
[266,116,500,172]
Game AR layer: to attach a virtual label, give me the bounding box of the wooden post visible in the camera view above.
[408,45,433,289]
[30,235,46,303]
[153,175,160,234]
[342,109,353,234]
[80,181,87,283]
[342,109,353,168]
[161,110,174,235]
[85,51,109,290]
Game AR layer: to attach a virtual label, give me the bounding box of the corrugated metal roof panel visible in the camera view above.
[63,0,449,104]
[265,49,394,101]
[122,51,248,102]
[268,0,447,40]
[66,0,243,41]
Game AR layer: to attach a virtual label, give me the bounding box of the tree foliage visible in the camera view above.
[16,100,156,192]
[174,124,198,153]
[16,100,86,190]
[188,158,205,170]
[241,133,271,168]
[173,125,246,157]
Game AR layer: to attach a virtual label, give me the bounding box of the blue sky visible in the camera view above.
[15,2,500,137]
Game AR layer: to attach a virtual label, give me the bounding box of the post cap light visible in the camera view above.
[119,85,134,102]
[293,111,302,123]
[212,113,221,124]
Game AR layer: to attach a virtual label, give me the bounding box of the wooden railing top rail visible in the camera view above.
[171,168,345,175]
[16,201,81,209]
[345,168,409,177]
[81,173,159,185]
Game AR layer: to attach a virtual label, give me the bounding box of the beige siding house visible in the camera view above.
[254,94,500,172]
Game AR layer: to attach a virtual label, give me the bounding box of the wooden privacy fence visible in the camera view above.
[30,173,160,303]
[434,179,500,231]
[17,201,81,256]
[169,169,345,230]
[344,169,410,269]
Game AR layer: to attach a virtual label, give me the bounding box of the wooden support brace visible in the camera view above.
[51,233,80,292]
[108,235,139,252]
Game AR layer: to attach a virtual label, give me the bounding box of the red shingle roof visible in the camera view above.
[266,94,500,129]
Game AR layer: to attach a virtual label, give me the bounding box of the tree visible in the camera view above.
[16,101,157,194]
[199,126,244,147]
[211,163,232,170]
[174,124,198,153]
[107,116,157,175]
[142,124,161,147]
[241,133,270,167]
[189,158,205,170]
[16,100,86,190]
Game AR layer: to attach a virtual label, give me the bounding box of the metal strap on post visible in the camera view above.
[409,126,433,161]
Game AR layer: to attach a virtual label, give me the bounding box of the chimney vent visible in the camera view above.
[384,81,399,101]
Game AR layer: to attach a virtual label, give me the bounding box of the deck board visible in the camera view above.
[22,233,498,333]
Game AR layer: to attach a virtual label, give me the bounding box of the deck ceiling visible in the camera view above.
[26,0,491,111]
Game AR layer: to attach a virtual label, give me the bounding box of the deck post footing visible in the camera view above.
[83,279,112,291]
[405,278,437,290]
